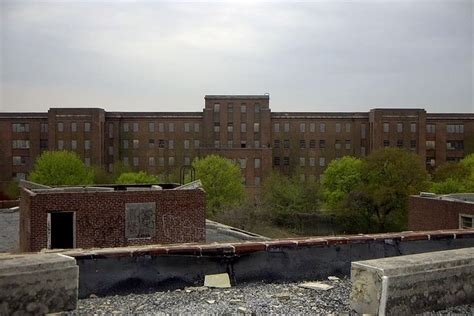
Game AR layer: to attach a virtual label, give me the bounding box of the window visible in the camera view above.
[214,103,220,112]
[447,140,464,150]
[284,123,290,132]
[240,141,247,148]
[71,140,77,150]
[149,157,155,166]
[168,123,175,132]
[12,123,29,133]
[273,157,280,166]
[300,140,306,149]
[168,140,174,149]
[283,157,290,166]
[254,140,260,148]
[85,140,91,150]
[255,103,261,113]
[133,157,139,167]
[57,140,64,150]
[309,157,315,166]
[14,173,26,180]
[228,140,233,148]
[71,122,77,132]
[84,158,91,166]
[214,123,220,132]
[108,146,113,155]
[361,147,366,156]
[427,124,436,134]
[319,123,326,133]
[123,123,129,132]
[159,123,164,133]
[345,123,351,133]
[299,157,305,167]
[410,140,417,150]
[345,140,351,150]
[284,139,290,149]
[274,123,280,133]
[241,123,247,133]
[241,104,246,113]
[158,157,164,167]
[57,122,64,132]
[12,156,27,165]
[132,123,138,133]
[335,140,341,150]
[274,140,280,148]
[319,157,326,167]
[309,140,316,149]
[255,158,261,169]
[194,140,200,148]
[123,140,129,149]
[335,123,341,133]
[108,123,114,138]
[184,140,190,149]
[148,139,155,149]
[184,157,191,166]
[12,140,30,149]
[319,140,326,148]
[410,123,417,133]
[397,140,403,148]
[149,122,155,132]
[255,177,261,187]
[184,123,190,132]
[426,141,435,150]
[214,140,220,148]
[132,139,139,149]
[194,123,200,132]
[240,158,247,169]
[397,123,403,133]
[228,104,234,112]
[361,124,366,139]
[41,123,48,133]
[383,140,390,147]
[460,214,474,229]
[40,139,48,150]
[123,157,129,165]
[383,123,389,133]
[300,123,305,133]
[310,123,315,133]
[85,122,91,132]
[254,123,260,133]
[447,124,464,133]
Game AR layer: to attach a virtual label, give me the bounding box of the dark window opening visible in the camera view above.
[50,212,74,249]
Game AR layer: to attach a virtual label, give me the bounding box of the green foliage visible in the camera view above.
[430,154,474,194]
[115,171,159,184]
[29,151,94,186]
[4,180,20,199]
[322,148,429,233]
[261,172,320,225]
[110,161,132,182]
[91,165,114,185]
[192,155,245,215]
[322,156,363,210]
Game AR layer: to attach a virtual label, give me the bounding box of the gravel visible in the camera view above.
[66,278,352,315]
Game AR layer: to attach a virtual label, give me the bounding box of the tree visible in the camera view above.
[115,171,159,184]
[91,165,114,184]
[192,155,245,215]
[29,151,94,186]
[261,172,320,226]
[430,154,474,194]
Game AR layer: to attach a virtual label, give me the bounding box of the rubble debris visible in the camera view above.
[204,273,231,288]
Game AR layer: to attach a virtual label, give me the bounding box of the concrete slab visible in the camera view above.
[350,247,474,315]
[0,253,78,314]
[204,273,231,288]
[298,282,334,291]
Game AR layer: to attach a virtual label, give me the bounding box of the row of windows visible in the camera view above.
[12,140,30,149]
[213,103,262,113]
[122,156,192,167]
[214,122,260,133]
[427,123,464,134]
[383,140,417,148]
[122,139,200,150]
[273,156,327,167]
[57,140,91,150]
[383,122,417,133]
[121,122,200,134]
[427,140,465,150]
[57,122,91,133]
[273,139,352,150]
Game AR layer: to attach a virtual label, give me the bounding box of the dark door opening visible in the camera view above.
[50,212,74,249]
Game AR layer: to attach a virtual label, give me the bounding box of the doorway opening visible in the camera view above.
[49,212,75,249]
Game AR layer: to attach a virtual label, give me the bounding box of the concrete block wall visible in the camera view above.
[61,229,474,298]
[20,188,206,252]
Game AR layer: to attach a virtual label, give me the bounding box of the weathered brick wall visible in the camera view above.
[20,188,206,252]
[408,196,474,230]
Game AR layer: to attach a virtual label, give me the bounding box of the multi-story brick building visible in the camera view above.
[1,95,473,197]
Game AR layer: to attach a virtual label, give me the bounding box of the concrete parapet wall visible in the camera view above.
[351,247,474,315]
[0,253,78,314]
[60,229,474,298]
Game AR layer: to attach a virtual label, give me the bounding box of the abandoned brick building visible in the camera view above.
[19,183,206,252]
[1,95,473,197]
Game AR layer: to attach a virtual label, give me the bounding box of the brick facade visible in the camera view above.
[19,187,206,252]
[408,195,474,230]
[1,95,473,197]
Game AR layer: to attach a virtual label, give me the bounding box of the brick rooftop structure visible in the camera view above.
[1,95,473,197]
[19,185,206,252]
[409,193,474,231]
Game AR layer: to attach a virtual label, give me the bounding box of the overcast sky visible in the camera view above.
[1,0,473,113]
